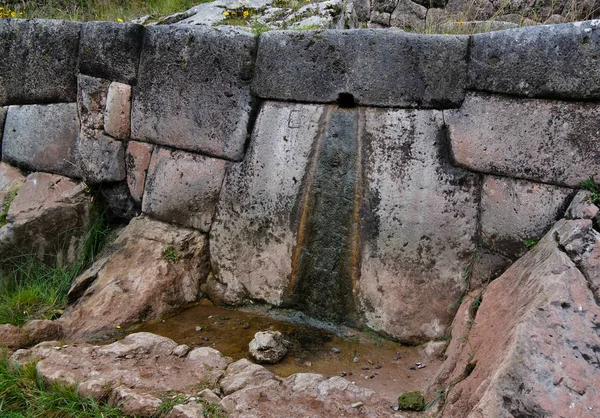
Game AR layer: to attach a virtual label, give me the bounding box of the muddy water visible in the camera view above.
[136,300,442,406]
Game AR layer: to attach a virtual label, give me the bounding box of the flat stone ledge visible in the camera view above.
[79,22,144,84]
[253,29,468,108]
[0,19,80,106]
[446,92,600,187]
[469,20,600,99]
[131,25,256,161]
[2,103,81,178]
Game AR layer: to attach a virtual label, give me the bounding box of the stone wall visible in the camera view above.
[1,18,600,342]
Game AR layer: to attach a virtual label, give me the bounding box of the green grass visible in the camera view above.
[0,208,111,326]
[162,245,181,263]
[580,175,600,204]
[1,0,210,22]
[0,353,124,417]
[0,189,18,228]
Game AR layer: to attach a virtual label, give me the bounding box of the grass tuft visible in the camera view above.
[0,206,112,326]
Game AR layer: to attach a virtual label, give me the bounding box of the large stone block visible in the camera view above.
[126,141,154,204]
[469,20,600,99]
[446,92,600,187]
[142,147,228,232]
[2,103,80,177]
[79,22,144,84]
[104,82,131,140]
[0,19,80,105]
[209,102,327,305]
[131,26,256,161]
[480,175,575,259]
[253,29,468,108]
[358,108,479,341]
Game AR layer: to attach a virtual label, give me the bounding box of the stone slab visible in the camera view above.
[480,175,575,259]
[0,19,80,106]
[253,29,468,108]
[74,133,126,184]
[131,25,256,161]
[142,147,228,232]
[79,22,144,84]
[104,82,131,140]
[126,141,154,204]
[446,92,600,187]
[358,108,479,342]
[469,20,600,99]
[2,103,80,177]
[209,102,325,305]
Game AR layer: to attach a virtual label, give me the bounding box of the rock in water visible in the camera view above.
[248,331,289,364]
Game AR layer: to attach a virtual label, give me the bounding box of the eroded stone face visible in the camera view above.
[446,92,600,187]
[131,25,256,161]
[358,108,479,341]
[2,103,80,177]
[480,175,575,259]
[125,141,154,204]
[209,102,325,305]
[104,82,131,140]
[142,147,228,232]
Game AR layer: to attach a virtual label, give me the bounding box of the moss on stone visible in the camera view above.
[397,391,425,411]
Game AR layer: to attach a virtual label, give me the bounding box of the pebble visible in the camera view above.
[304,361,312,367]
[351,402,364,408]
[242,323,250,329]
[393,406,400,411]
[202,337,209,341]
[195,326,202,331]
[375,363,382,370]
[393,353,401,361]
[409,365,416,370]
[340,371,347,377]
[353,357,360,363]
[362,366,370,370]
[332,348,341,354]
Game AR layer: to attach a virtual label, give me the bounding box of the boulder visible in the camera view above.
[166,403,206,418]
[469,20,600,99]
[109,387,162,416]
[131,25,256,161]
[60,216,209,339]
[104,82,131,140]
[142,147,228,232]
[248,331,289,364]
[565,190,600,220]
[389,0,427,31]
[446,92,600,187]
[358,108,479,341]
[0,172,91,266]
[209,102,325,305]
[0,19,80,106]
[480,175,575,259]
[0,324,28,349]
[2,103,81,178]
[436,219,600,418]
[220,359,276,396]
[253,29,468,108]
[22,320,64,345]
[0,162,24,209]
[125,141,153,204]
[79,22,144,84]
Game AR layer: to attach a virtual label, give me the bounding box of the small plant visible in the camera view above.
[580,175,600,204]
[162,245,181,263]
[0,6,24,19]
[524,238,539,249]
[158,392,188,414]
[0,189,18,228]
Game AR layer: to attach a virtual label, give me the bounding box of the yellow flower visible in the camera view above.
[223,11,229,16]
[116,325,121,329]
[458,21,464,25]
[117,18,123,22]
[243,11,249,17]
[231,11,236,15]
[11,11,16,17]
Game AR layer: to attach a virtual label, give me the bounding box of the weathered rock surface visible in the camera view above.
[248,331,289,364]
[142,147,228,232]
[220,362,399,417]
[79,22,143,84]
[469,20,600,99]
[389,0,427,31]
[209,102,324,306]
[480,175,574,259]
[22,320,64,345]
[446,92,600,187]
[0,19,80,105]
[0,173,91,265]
[2,103,81,177]
[565,190,600,221]
[60,216,209,339]
[0,162,24,206]
[99,182,139,220]
[11,333,232,405]
[435,218,600,418]
[0,106,6,148]
[131,25,255,161]
[253,29,468,108]
[104,82,131,140]
[125,141,153,204]
[358,108,479,341]
[0,324,28,349]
